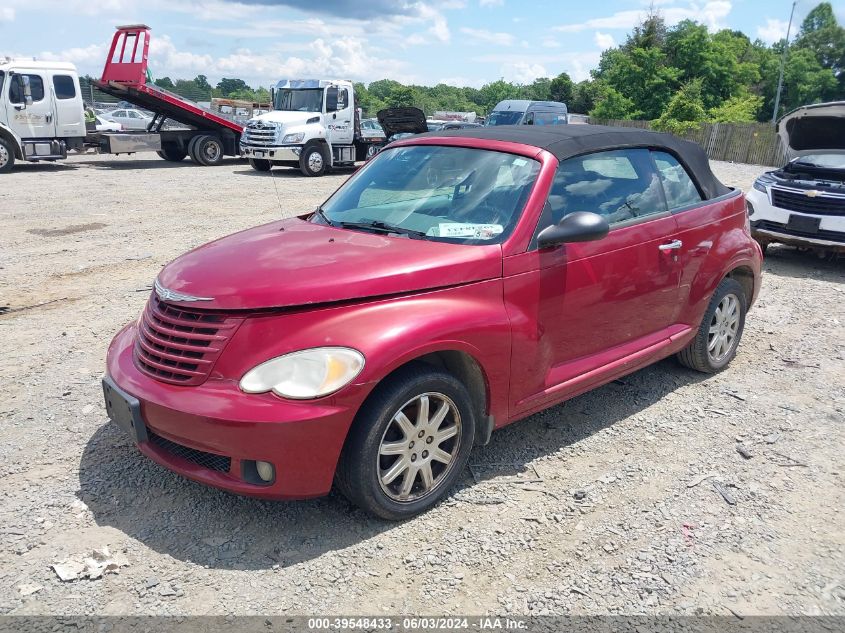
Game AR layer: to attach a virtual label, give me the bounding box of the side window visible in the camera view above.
[53,75,76,100]
[541,148,668,232]
[337,88,348,110]
[0,71,5,98]
[652,151,703,210]
[113,110,125,117]
[534,112,567,126]
[9,74,45,103]
[523,112,534,125]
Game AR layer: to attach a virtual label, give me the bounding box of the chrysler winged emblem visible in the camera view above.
[154,279,213,302]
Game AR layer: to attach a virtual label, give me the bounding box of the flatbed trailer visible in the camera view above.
[92,25,244,165]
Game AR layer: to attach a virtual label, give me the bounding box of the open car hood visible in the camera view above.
[377,107,428,138]
[778,101,845,157]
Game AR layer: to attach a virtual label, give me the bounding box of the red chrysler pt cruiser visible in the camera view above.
[103,126,762,519]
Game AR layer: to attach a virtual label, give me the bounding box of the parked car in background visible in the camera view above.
[95,115,122,132]
[486,100,568,126]
[103,125,761,520]
[103,108,153,130]
[747,101,845,254]
[441,121,482,130]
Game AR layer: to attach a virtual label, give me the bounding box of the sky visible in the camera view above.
[1,0,843,89]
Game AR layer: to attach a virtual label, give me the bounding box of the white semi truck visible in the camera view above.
[240,79,383,176]
[0,59,87,172]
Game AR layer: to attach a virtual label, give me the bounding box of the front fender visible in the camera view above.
[213,278,512,421]
[0,122,23,159]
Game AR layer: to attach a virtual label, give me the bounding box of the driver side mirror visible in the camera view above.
[326,87,339,112]
[537,211,609,248]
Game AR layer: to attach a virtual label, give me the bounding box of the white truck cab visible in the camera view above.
[0,59,86,172]
[240,79,379,176]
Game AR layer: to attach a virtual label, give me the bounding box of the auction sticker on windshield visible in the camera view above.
[428,223,504,239]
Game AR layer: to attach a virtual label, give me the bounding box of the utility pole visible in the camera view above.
[772,1,798,123]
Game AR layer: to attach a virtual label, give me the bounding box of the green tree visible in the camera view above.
[549,72,574,103]
[154,76,175,90]
[594,46,680,119]
[709,93,763,122]
[216,77,249,96]
[571,80,600,114]
[589,85,641,120]
[523,77,552,101]
[653,79,707,133]
[794,2,845,74]
[194,74,211,92]
[385,85,416,108]
[478,79,520,112]
[624,8,667,50]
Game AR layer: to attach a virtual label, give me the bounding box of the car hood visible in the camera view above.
[155,218,503,310]
[249,111,319,127]
[377,107,428,138]
[778,101,845,156]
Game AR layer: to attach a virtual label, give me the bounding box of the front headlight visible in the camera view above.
[239,347,365,399]
[282,132,305,144]
[752,175,774,193]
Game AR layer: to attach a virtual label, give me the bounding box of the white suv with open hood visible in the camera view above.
[747,101,845,254]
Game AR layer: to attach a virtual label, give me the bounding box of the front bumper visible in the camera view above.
[747,188,845,251]
[239,144,301,162]
[104,324,361,499]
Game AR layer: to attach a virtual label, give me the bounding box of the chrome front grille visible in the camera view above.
[242,121,279,146]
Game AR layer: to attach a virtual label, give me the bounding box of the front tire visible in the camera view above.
[677,278,747,373]
[336,365,476,520]
[0,137,15,173]
[249,158,272,172]
[299,143,327,177]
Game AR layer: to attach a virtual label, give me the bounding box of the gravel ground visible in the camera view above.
[0,154,843,617]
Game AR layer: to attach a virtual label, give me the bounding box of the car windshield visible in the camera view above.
[317,145,540,244]
[486,111,523,126]
[274,88,323,112]
[791,154,845,169]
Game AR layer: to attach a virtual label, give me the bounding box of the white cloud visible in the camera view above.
[756,18,788,44]
[541,37,561,49]
[500,62,548,84]
[459,27,515,46]
[594,31,615,50]
[479,0,504,6]
[0,7,15,21]
[555,1,732,33]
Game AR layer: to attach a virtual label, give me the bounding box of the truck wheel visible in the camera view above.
[366,144,378,159]
[299,143,327,177]
[676,278,747,374]
[249,158,272,172]
[191,135,224,166]
[157,144,187,162]
[335,364,476,520]
[0,137,15,173]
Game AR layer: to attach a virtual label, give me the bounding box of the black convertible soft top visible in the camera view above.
[424,124,731,200]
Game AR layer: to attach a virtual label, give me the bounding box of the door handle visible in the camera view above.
[46,112,53,123]
[658,239,683,251]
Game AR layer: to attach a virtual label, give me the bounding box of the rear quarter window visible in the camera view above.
[652,151,703,210]
[53,75,77,100]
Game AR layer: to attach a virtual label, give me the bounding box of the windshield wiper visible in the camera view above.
[337,219,428,239]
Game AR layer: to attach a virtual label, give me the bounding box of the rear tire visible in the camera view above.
[157,143,187,162]
[299,143,327,177]
[0,137,15,173]
[190,135,224,166]
[336,365,476,520]
[677,278,747,373]
[249,158,272,172]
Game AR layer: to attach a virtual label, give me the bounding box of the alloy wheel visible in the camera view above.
[708,293,740,362]
[377,392,462,502]
[0,144,9,169]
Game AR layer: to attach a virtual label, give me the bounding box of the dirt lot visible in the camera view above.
[0,154,843,617]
